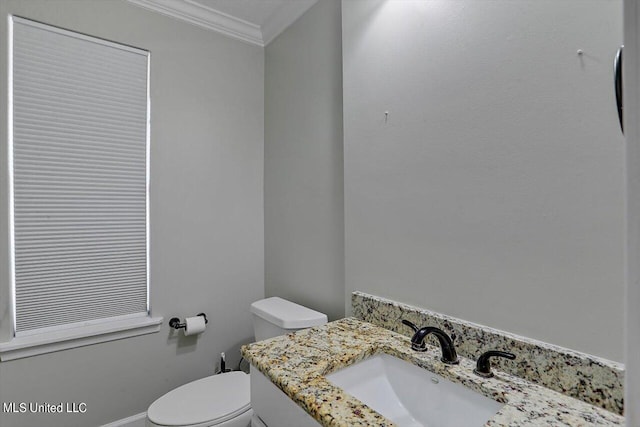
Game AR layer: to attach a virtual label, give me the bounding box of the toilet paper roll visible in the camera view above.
[184,315,206,336]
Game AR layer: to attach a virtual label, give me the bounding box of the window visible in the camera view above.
[2,17,159,358]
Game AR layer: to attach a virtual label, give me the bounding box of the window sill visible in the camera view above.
[0,316,163,361]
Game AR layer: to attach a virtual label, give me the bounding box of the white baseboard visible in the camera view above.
[101,412,146,427]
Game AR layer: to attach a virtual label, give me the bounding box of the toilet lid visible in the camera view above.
[147,372,251,426]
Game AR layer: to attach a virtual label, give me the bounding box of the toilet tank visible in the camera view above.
[250,297,328,341]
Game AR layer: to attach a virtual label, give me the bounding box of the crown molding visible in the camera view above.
[127,0,264,46]
[261,0,318,46]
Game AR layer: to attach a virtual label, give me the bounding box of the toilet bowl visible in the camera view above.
[146,298,327,427]
[146,372,252,427]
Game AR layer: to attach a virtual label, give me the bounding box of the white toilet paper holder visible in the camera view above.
[169,313,208,330]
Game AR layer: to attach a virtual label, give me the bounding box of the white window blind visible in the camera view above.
[10,17,150,335]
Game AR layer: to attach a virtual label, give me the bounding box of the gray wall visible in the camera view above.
[0,1,264,426]
[624,0,640,422]
[264,0,344,321]
[343,0,625,361]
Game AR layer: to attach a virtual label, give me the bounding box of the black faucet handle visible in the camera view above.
[401,320,427,351]
[401,319,419,333]
[474,350,516,378]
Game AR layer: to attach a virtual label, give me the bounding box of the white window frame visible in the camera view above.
[0,16,161,361]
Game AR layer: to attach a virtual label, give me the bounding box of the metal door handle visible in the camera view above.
[615,45,623,134]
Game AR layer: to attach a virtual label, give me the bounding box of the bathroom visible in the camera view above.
[0,0,638,426]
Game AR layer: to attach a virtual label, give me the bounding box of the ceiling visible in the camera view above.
[127,0,318,46]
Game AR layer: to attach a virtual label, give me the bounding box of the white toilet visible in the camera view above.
[146,297,328,427]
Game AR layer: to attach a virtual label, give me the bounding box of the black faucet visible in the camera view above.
[474,350,516,378]
[402,320,459,365]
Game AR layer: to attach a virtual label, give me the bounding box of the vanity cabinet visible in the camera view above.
[250,366,320,427]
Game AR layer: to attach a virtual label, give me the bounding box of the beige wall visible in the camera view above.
[343,0,624,361]
[0,1,264,426]
[264,0,344,321]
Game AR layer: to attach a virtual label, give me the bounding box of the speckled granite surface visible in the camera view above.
[352,292,624,415]
[242,318,624,427]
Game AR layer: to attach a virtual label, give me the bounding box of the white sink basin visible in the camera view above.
[326,353,504,427]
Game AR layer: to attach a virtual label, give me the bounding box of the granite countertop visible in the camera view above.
[241,318,624,427]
